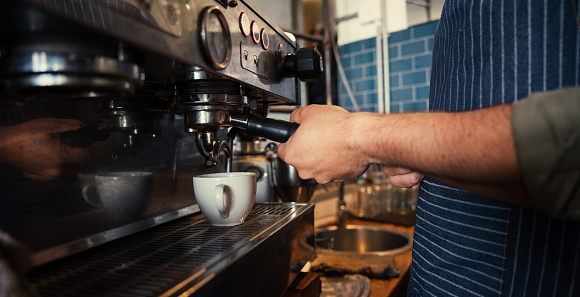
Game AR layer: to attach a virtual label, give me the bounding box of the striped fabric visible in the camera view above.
[408,0,580,296]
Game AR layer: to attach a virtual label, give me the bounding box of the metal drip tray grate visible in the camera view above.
[29,204,309,297]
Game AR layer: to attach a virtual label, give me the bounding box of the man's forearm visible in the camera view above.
[353,104,532,206]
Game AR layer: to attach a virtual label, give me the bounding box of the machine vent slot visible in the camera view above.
[29,204,297,296]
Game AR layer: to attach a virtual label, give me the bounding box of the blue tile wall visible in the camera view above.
[414,54,432,69]
[390,88,413,101]
[389,30,411,43]
[401,41,425,56]
[388,46,399,58]
[354,52,375,64]
[413,22,439,38]
[389,75,399,88]
[402,71,427,86]
[337,20,438,113]
[416,85,431,100]
[337,37,378,111]
[389,58,412,72]
[365,65,377,76]
[387,20,437,113]
[361,38,376,49]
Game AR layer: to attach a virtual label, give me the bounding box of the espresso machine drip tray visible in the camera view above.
[29,203,314,297]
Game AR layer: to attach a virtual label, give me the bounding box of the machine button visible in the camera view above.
[251,21,260,44]
[260,28,269,50]
[239,12,250,37]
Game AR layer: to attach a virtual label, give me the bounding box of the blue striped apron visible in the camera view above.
[408,0,580,296]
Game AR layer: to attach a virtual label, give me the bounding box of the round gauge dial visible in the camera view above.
[260,28,269,50]
[251,21,260,44]
[239,12,250,37]
[199,6,231,70]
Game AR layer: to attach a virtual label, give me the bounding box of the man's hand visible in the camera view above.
[277,105,370,184]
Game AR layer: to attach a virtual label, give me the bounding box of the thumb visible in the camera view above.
[289,107,307,124]
[277,142,288,160]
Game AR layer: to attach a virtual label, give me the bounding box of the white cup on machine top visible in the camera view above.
[80,171,154,220]
[193,172,257,226]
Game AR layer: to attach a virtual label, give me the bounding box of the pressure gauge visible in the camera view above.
[199,6,231,70]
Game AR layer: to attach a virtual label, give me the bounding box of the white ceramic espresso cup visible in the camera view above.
[80,171,154,220]
[193,172,256,226]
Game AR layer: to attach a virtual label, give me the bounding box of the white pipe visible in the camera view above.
[376,18,384,114]
[381,0,391,114]
[330,34,361,112]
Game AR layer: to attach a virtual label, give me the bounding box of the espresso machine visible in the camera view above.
[0,0,322,296]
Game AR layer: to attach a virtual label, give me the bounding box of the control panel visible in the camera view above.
[11,0,321,104]
[197,2,292,82]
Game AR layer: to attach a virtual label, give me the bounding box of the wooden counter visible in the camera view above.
[283,217,414,297]
[301,184,415,297]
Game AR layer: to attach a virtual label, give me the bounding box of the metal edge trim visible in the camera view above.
[31,205,200,267]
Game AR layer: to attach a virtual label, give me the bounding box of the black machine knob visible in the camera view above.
[280,47,323,82]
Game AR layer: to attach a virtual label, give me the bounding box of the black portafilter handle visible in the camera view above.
[243,113,299,143]
[60,124,110,147]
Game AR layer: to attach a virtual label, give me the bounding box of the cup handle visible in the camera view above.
[215,184,229,218]
[82,184,102,208]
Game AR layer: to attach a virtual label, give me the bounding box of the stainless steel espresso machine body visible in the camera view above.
[0,0,321,296]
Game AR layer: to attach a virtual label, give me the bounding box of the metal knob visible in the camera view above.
[280,47,323,82]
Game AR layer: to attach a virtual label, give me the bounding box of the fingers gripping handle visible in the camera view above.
[215,184,229,218]
[245,114,299,143]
